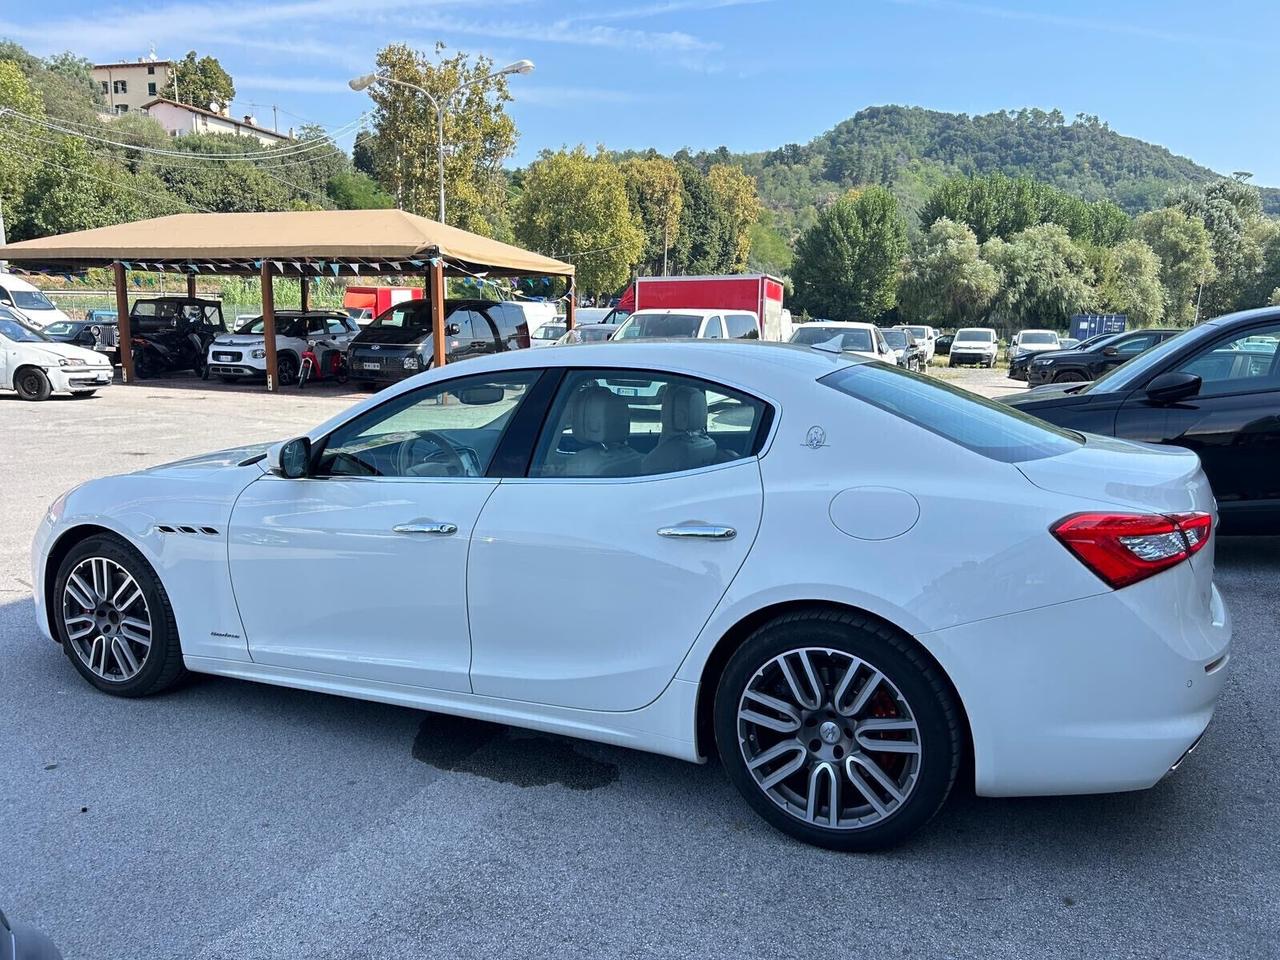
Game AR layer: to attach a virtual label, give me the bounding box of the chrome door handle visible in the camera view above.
[392,521,457,536]
[657,523,737,540]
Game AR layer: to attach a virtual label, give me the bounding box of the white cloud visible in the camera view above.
[563,0,774,25]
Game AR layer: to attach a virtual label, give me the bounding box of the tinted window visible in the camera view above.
[791,327,874,352]
[616,313,703,339]
[882,330,909,348]
[326,318,350,335]
[1175,324,1280,396]
[821,364,1082,463]
[371,302,431,331]
[1114,333,1156,356]
[1020,332,1058,344]
[491,308,526,341]
[529,370,770,478]
[726,313,759,339]
[316,371,539,478]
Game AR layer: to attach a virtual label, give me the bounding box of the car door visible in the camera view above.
[467,367,770,712]
[1114,320,1280,520]
[1097,331,1159,375]
[227,368,547,691]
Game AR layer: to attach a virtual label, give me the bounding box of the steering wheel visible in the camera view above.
[396,430,470,477]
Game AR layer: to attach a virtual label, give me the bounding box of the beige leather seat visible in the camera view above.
[566,387,642,477]
[642,385,718,474]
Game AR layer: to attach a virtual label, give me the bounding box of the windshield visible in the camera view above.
[535,323,566,340]
[616,313,702,339]
[822,363,1082,463]
[902,326,928,338]
[10,289,57,310]
[235,316,310,337]
[955,330,994,343]
[369,302,432,332]
[43,322,78,336]
[881,330,909,348]
[1084,328,1193,393]
[1020,331,1058,344]
[0,317,49,342]
[791,327,874,352]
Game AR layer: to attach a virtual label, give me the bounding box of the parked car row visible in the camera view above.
[0,309,114,400]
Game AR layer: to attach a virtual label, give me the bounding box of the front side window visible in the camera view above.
[529,369,770,479]
[822,363,1082,463]
[1174,324,1280,396]
[315,371,540,479]
[1114,333,1156,356]
[0,317,48,343]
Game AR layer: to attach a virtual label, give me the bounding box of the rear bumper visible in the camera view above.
[920,575,1231,797]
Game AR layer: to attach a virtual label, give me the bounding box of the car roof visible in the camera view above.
[802,321,879,330]
[628,308,729,318]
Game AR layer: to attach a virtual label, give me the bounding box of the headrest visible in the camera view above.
[571,386,630,445]
[661,385,708,434]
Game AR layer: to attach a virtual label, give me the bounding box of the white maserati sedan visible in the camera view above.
[31,340,1231,850]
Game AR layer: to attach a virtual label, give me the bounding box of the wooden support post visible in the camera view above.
[261,261,279,392]
[299,274,310,313]
[564,279,576,330]
[430,259,447,370]
[186,272,196,299]
[114,262,134,384]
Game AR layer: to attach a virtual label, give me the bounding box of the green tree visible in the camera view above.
[898,217,1000,326]
[1097,238,1164,325]
[746,211,793,276]
[1133,207,1216,323]
[366,43,517,235]
[327,171,394,209]
[669,161,732,275]
[43,51,100,104]
[619,155,683,274]
[790,186,907,321]
[173,50,235,109]
[707,163,761,271]
[981,224,1097,330]
[0,60,44,225]
[1170,177,1268,315]
[515,146,643,297]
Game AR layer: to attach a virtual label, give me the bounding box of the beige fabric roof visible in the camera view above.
[0,210,573,277]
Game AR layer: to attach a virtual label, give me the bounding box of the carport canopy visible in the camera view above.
[0,209,576,388]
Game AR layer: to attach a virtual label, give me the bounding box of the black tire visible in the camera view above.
[277,352,299,386]
[131,349,152,380]
[14,366,52,401]
[52,534,186,697]
[70,390,97,399]
[1053,370,1087,383]
[714,610,962,851]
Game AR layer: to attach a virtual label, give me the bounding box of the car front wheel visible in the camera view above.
[53,534,186,697]
[1053,370,1087,383]
[714,610,961,851]
[14,367,52,401]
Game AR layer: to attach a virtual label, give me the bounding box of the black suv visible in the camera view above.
[128,297,227,378]
[348,299,530,386]
[1025,328,1180,386]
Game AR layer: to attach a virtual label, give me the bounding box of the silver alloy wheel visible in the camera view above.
[737,647,922,830]
[61,556,152,683]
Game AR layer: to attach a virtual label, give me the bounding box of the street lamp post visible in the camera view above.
[349,59,533,224]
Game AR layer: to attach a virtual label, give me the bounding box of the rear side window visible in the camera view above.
[821,364,1081,463]
[726,313,759,339]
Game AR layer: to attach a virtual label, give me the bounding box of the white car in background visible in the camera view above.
[894,324,937,363]
[0,310,113,400]
[32,341,1229,851]
[0,273,73,328]
[207,311,359,385]
[530,321,567,347]
[949,327,1000,367]
[789,321,896,363]
[1009,329,1062,360]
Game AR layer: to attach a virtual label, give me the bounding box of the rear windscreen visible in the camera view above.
[821,363,1082,463]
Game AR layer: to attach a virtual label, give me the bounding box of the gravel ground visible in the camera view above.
[1,375,1277,960]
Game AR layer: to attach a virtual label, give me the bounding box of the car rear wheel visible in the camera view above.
[277,353,299,386]
[14,367,52,401]
[714,610,961,851]
[1053,370,1087,383]
[54,534,185,697]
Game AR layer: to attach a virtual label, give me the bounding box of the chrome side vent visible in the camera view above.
[155,525,221,537]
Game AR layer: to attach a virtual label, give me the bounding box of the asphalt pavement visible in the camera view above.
[1,377,1277,960]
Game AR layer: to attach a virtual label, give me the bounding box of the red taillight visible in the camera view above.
[1051,511,1212,589]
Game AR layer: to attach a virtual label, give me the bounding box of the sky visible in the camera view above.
[1,0,1277,182]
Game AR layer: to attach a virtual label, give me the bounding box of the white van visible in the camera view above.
[0,274,73,329]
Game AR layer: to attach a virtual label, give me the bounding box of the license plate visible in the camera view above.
[360,361,381,371]
[214,353,235,362]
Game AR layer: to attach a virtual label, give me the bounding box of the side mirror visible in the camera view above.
[444,322,461,337]
[268,436,311,478]
[1145,371,1201,404]
[1102,346,1118,357]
